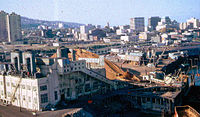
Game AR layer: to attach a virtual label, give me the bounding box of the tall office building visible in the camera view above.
[80,24,95,34]
[148,17,161,30]
[0,11,21,42]
[130,17,145,32]
[8,12,22,42]
[0,11,9,42]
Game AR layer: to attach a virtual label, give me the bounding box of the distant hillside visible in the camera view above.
[21,17,84,29]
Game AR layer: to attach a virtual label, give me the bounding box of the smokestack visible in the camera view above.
[70,49,76,61]
[57,47,62,58]
[22,50,36,75]
[11,49,22,71]
[57,46,69,58]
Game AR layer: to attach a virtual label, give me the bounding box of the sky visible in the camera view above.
[1,0,200,26]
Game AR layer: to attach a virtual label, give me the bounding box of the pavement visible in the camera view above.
[0,105,32,117]
[0,105,92,117]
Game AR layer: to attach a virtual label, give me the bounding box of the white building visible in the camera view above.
[120,35,138,42]
[187,18,199,29]
[80,24,95,34]
[139,32,152,41]
[0,48,116,111]
[179,22,187,30]
[58,23,64,29]
[116,29,126,35]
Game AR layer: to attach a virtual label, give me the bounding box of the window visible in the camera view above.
[67,88,70,97]
[32,86,37,91]
[147,97,150,102]
[161,99,164,105]
[77,87,83,94]
[75,79,78,83]
[27,85,31,90]
[93,82,98,90]
[86,77,90,81]
[7,82,10,87]
[23,95,25,100]
[85,84,90,92]
[40,85,47,91]
[54,91,58,100]
[152,98,155,103]
[142,97,146,103]
[41,94,48,103]
[21,85,25,89]
[12,83,16,87]
[28,96,31,102]
[34,97,37,104]
[7,92,11,97]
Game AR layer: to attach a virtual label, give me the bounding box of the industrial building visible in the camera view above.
[0,47,117,111]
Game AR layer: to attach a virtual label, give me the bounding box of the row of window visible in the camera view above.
[73,62,84,66]
[64,62,85,68]
[129,95,170,105]
[0,82,37,91]
[0,90,37,103]
[64,66,85,72]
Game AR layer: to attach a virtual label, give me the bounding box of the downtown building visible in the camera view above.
[179,18,200,30]
[0,47,117,111]
[156,16,179,31]
[0,11,21,42]
[79,24,95,41]
[130,17,145,32]
[148,16,161,30]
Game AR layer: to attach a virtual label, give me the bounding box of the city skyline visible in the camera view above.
[1,0,200,26]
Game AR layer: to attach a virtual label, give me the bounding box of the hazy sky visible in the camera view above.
[1,0,200,26]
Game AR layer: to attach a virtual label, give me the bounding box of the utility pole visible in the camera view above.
[190,59,193,69]
[19,84,22,112]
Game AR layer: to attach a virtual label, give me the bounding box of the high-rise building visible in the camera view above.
[80,24,95,34]
[0,11,21,42]
[148,16,161,30]
[0,11,9,42]
[8,12,22,42]
[130,17,145,32]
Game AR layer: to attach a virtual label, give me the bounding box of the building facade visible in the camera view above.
[0,11,9,42]
[0,47,116,111]
[148,17,161,30]
[0,11,21,42]
[130,17,145,32]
